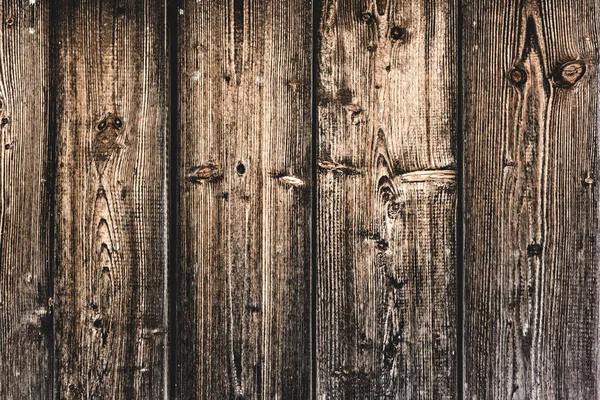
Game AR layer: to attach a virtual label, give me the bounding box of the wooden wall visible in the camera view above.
[0,0,597,399]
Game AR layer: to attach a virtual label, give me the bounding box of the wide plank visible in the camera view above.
[463,1,600,398]
[316,0,458,398]
[174,0,313,398]
[53,2,168,398]
[0,1,51,398]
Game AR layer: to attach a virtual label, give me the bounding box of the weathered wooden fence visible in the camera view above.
[0,0,598,399]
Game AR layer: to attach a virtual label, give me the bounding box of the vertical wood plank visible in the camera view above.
[53,1,168,398]
[464,1,600,398]
[316,0,458,398]
[175,0,312,398]
[0,1,51,398]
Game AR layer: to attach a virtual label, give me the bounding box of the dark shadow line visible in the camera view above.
[311,0,321,398]
[48,2,60,398]
[456,0,465,398]
[167,0,179,398]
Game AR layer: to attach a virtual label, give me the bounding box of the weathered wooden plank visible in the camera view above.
[464,1,600,398]
[174,1,312,398]
[53,1,168,398]
[0,1,51,398]
[316,0,458,398]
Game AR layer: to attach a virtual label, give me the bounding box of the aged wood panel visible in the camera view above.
[464,0,600,398]
[316,0,458,398]
[174,0,312,398]
[0,1,51,398]
[53,1,168,398]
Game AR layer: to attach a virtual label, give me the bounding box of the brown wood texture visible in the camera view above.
[53,1,168,398]
[464,0,600,398]
[0,1,51,398]
[174,1,312,398]
[316,0,458,398]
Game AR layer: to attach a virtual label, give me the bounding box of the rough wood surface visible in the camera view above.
[463,1,600,398]
[316,0,458,398]
[53,2,168,398]
[0,1,51,398]
[174,0,312,398]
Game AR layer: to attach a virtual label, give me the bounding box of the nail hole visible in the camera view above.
[390,26,407,41]
[236,162,246,175]
[97,120,106,130]
[114,117,123,128]
[5,17,14,26]
[508,67,527,85]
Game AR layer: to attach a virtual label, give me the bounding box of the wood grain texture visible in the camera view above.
[174,0,312,398]
[316,0,458,398]
[0,1,51,398]
[53,1,168,398]
[463,0,600,398]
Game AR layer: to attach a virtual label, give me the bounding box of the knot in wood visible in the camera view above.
[508,67,526,85]
[387,201,401,219]
[93,115,122,161]
[552,60,586,88]
[361,12,373,23]
[390,26,407,42]
[186,164,222,183]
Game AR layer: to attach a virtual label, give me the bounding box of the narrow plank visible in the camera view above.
[0,1,51,398]
[175,0,312,398]
[53,1,168,398]
[316,0,458,398]
[464,1,600,398]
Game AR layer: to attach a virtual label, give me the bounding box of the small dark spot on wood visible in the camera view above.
[527,243,542,257]
[376,239,389,251]
[337,87,353,105]
[552,60,586,88]
[4,143,11,150]
[512,385,520,395]
[236,162,246,175]
[116,6,126,16]
[386,275,404,290]
[1,118,9,127]
[390,26,407,41]
[385,65,391,72]
[241,194,250,201]
[5,17,14,26]
[246,305,261,313]
[102,266,110,273]
[361,12,373,23]
[508,67,526,85]
[221,192,229,200]
[121,187,127,199]
[366,44,377,52]
[224,75,231,83]
[93,318,103,328]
